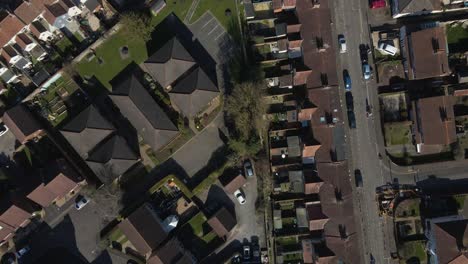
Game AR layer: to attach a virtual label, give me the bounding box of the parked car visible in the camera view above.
[243,245,251,260]
[378,42,397,56]
[243,159,255,178]
[343,70,351,91]
[359,44,369,63]
[354,169,363,188]
[75,195,90,210]
[15,246,30,259]
[362,63,371,80]
[0,123,8,137]
[347,111,356,129]
[234,189,246,205]
[345,92,354,111]
[338,34,347,53]
[252,244,260,260]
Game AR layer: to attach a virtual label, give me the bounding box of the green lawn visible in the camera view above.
[188,212,208,236]
[399,240,427,264]
[454,195,466,210]
[201,230,217,243]
[384,122,411,146]
[76,0,193,89]
[189,0,237,30]
[55,37,74,54]
[446,24,468,45]
[76,31,147,89]
[148,174,194,198]
[276,236,298,246]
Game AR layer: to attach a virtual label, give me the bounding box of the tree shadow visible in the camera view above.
[203,184,236,218]
[189,145,233,188]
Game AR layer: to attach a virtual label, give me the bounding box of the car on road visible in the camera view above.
[345,92,354,111]
[354,169,363,188]
[343,70,351,91]
[243,159,255,178]
[243,245,251,260]
[0,123,8,137]
[15,245,30,259]
[234,189,246,205]
[338,34,347,53]
[347,111,356,129]
[362,63,371,80]
[75,195,90,210]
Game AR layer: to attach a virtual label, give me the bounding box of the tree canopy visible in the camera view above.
[120,12,153,42]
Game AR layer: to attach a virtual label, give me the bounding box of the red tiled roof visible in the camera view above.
[288,39,302,49]
[307,86,342,127]
[303,144,321,159]
[207,207,236,237]
[14,1,42,24]
[0,13,25,47]
[222,174,247,194]
[15,33,33,50]
[306,202,328,231]
[43,1,67,25]
[433,219,468,264]
[408,26,449,79]
[305,182,323,194]
[0,205,31,230]
[413,95,456,146]
[294,70,311,86]
[29,20,48,39]
[287,24,301,34]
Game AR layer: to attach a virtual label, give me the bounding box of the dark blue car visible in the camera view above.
[343,70,351,91]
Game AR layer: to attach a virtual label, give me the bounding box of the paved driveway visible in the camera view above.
[189,12,235,65]
[172,113,226,178]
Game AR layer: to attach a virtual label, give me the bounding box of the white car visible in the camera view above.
[378,42,397,56]
[75,196,90,210]
[338,35,347,53]
[234,189,246,205]
[0,123,9,137]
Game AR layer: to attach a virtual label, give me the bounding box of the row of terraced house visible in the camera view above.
[244,0,360,263]
[0,0,103,94]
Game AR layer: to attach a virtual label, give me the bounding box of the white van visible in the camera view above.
[378,42,397,56]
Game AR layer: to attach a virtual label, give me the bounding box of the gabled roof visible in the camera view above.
[0,11,25,48]
[61,105,115,157]
[433,219,468,264]
[110,73,179,151]
[147,238,196,264]
[170,67,219,117]
[15,33,33,50]
[143,37,196,88]
[43,1,67,25]
[396,0,441,14]
[86,134,139,184]
[14,0,42,24]
[220,173,247,194]
[3,104,42,144]
[207,207,237,237]
[408,26,449,79]
[118,203,168,256]
[30,20,48,38]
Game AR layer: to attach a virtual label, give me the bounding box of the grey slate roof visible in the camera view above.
[60,105,115,157]
[396,0,439,13]
[86,134,139,184]
[170,67,219,117]
[110,73,179,151]
[143,37,196,88]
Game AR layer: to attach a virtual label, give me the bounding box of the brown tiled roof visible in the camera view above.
[15,33,33,50]
[325,234,361,264]
[306,202,328,231]
[408,26,449,79]
[43,2,67,25]
[272,0,282,10]
[298,107,317,121]
[413,95,456,146]
[0,12,25,47]
[3,104,43,144]
[450,255,468,264]
[287,24,301,34]
[294,70,311,86]
[433,219,468,264]
[289,39,302,49]
[207,207,236,238]
[147,238,195,264]
[0,205,31,230]
[307,86,342,127]
[221,174,246,194]
[305,182,323,194]
[118,203,168,256]
[0,221,14,242]
[27,159,82,207]
[316,162,352,197]
[296,0,337,88]
[302,144,321,159]
[14,1,42,24]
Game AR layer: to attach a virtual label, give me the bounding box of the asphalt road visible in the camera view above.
[331,0,396,263]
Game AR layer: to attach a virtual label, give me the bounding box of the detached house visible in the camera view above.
[143,37,220,118]
[109,72,179,151]
[3,103,44,145]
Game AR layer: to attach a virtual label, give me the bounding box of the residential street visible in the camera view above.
[331,0,395,263]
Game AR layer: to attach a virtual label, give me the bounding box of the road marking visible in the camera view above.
[208,24,220,35]
[215,30,226,40]
[202,17,215,28]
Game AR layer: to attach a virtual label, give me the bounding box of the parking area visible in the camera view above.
[189,12,235,65]
[172,113,226,177]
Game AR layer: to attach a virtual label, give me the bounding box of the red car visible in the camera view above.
[371,0,386,8]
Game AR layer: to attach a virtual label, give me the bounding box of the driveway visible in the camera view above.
[172,113,226,178]
[189,12,235,65]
